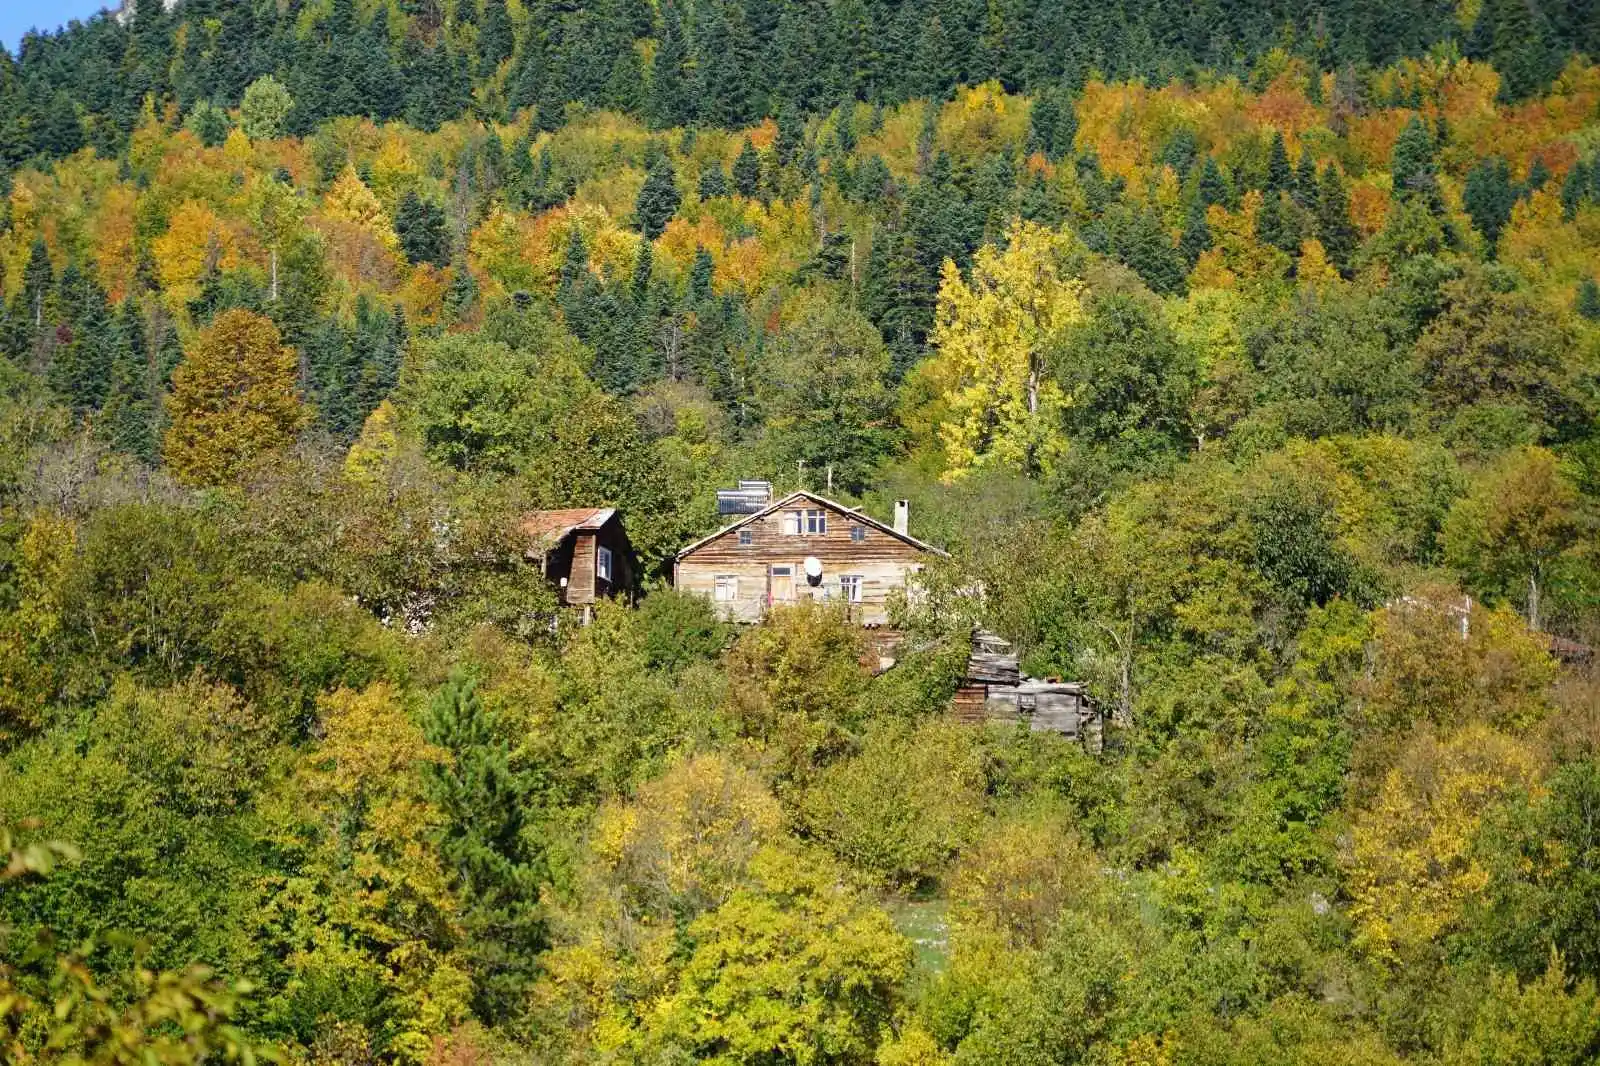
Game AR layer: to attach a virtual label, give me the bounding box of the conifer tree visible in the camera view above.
[634,157,681,239]
[732,137,762,197]
[396,190,451,267]
[1197,156,1230,208]
[1265,130,1292,193]
[698,160,729,199]
[1464,156,1516,248]
[1315,162,1357,272]
[422,673,547,1022]
[647,0,691,127]
[1578,277,1600,321]
[1390,116,1438,205]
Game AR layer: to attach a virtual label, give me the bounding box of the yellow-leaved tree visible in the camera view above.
[919,220,1082,480]
[163,309,308,486]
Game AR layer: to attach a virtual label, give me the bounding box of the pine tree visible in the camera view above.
[1293,151,1318,207]
[1315,162,1357,272]
[395,191,451,267]
[1256,191,1300,253]
[1525,156,1551,194]
[479,0,514,69]
[1578,277,1600,321]
[99,298,158,462]
[1560,161,1591,220]
[422,673,547,1023]
[1197,155,1230,209]
[1265,130,1292,193]
[634,157,682,239]
[1464,156,1516,248]
[647,0,690,127]
[732,137,762,197]
[774,104,804,168]
[1179,198,1212,264]
[1390,115,1437,205]
[21,238,52,329]
[688,246,715,303]
[698,160,729,199]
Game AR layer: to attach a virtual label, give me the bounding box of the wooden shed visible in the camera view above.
[522,507,635,616]
[953,630,1101,750]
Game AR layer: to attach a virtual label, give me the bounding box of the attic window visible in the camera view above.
[739,529,754,545]
[596,546,613,582]
[850,525,866,542]
[781,511,801,535]
[804,509,827,534]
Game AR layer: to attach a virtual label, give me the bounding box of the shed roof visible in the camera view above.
[522,507,616,550]
[675,490,947,560]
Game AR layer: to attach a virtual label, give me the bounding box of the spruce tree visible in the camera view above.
[1578,277,1600,321]
[732,137,762,197]
[1315,162,1357,272]
[1390,116,1437,204]
[422,673,547,1023]
[1179,199,1212,264]
[1463,156,1515,248]
[1197,156,1230,208]
[634,157,682,239]
[698,160,729,199]
[774,104,804,168]
[1265,130,1292,193]
[395,191,451,267]
[647,0,690,127]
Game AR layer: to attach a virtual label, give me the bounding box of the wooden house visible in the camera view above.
[522,508,635,616]
[673,489,946,626]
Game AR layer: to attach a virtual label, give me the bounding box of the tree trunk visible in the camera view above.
[1529,573,1541,633]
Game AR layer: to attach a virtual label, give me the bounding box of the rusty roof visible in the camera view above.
[521,507,616,548]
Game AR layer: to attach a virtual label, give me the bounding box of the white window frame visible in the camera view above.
[714,575,738,601]
[804,509,827,534]
[596,545,613,582]
[738,528,754,545]
[781,511,801,535]
[840,575,863,603]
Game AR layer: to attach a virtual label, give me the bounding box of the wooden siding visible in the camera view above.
[676,499,932,626]
[568,532,597,605]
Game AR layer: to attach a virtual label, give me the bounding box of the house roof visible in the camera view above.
[675,490,948,560]
[522,507,616,551]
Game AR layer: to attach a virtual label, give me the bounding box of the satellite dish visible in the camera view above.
[803,556,823,581]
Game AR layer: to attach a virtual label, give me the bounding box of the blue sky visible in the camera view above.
[3,2,111,52]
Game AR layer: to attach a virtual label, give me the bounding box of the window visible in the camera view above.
[849,525,866,542]
[840,575,863,603]
[596,546,613,582]
[781,511,801,535]
[805,509,827,534]
[770,565,792,576]
[714,575,738,601]
[738,529,754,545]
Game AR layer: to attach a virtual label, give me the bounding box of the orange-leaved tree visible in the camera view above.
[163,310,308,486]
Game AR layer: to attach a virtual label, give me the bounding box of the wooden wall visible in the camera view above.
[676,500,932,626]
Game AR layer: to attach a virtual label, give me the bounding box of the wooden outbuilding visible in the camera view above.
[673,488,946,626]
[522,507,635,616]
[954,630,1101,749]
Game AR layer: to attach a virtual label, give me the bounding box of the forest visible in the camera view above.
[1,0,1600,1063]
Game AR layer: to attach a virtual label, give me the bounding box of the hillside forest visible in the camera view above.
[2,0,1600,1063]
